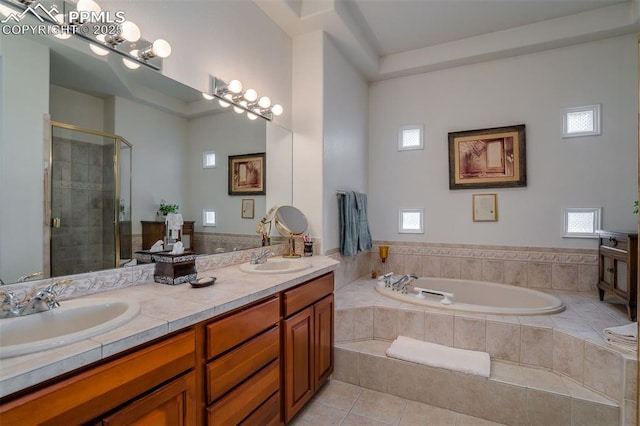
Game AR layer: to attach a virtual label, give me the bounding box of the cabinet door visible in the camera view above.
[283,306,314,423]
[102,371,196,426]
[314,294,334,391]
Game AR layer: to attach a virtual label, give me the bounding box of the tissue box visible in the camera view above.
[153,251,197,285]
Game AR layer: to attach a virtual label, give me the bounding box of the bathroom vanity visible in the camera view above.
[597,230,637,321]
[0,258,338,425]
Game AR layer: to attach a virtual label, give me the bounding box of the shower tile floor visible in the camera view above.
[290,379,505,426]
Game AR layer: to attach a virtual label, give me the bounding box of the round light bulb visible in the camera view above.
[89,43,109,56]
[258,96,271,108]
[54,13,65,24]
[244,89,258,102]
[96,34,105,42]
[247,112,258,120]
[54,32,71,40]
[202,93,214,101]
[77,0,101,14]
[228,80,243,94]
[271,104,283,116]
[239,100,248,108]
[122,58,140,69]
[120,21,141,42]
[233,106,244,114]
[151,39,171,58]
[218,99,230,108]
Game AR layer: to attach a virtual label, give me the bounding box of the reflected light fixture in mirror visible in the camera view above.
[208,76,283,121]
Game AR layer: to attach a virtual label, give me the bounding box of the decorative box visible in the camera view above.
[152,252,198,285]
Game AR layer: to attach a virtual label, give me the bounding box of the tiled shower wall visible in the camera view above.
[331,241,599,292]
[51,137,115,276]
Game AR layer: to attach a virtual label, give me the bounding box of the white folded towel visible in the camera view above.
[166,213,184,239]
[170,241,184,255]
[603,322,637,352]
[386,336,491,378]
[149,240,164,252]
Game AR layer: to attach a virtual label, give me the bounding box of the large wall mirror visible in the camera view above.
[0,31,292,285]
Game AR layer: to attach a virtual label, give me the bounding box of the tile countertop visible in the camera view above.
[0,256,339,399]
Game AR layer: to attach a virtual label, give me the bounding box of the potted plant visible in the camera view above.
[157,200,179,221]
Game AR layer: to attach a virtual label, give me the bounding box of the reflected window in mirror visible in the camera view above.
[203,210,217,226]
[203,151,216,168]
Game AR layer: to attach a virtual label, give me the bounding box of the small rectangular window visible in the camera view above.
[203,209,216,226]
[563,207,601,238]
[203,151,216,168]
[563,105,601,137]
[398,125,424,151]
[398,208,424,234]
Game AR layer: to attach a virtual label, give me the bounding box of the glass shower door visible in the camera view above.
[50,123,122,276]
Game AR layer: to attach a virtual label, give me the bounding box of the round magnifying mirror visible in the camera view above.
[275,206,308,258]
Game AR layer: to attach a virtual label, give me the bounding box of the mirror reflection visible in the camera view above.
[0,32,292,285]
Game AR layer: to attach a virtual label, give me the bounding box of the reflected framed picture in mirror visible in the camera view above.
[229,153,266,195]
[241,199,255,219]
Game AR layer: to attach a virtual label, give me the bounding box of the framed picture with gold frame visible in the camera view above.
[473,193,498,222]
[241,199,255,219]
[448,124,526,189]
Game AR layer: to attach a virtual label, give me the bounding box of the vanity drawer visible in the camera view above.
[284,272,334,317]
[206,359,280,426]
[599,231,630,252]
[206,297,279,360]
[206,326,279,403]
[240,391,281,426]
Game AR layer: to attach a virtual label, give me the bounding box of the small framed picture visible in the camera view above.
[473,193,498,222]
[241,199,255,219]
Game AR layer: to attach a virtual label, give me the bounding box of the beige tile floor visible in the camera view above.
[290,379,505,426]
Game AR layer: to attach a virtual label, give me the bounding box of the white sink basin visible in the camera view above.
[239,259,310,274]
[0,297,140,359]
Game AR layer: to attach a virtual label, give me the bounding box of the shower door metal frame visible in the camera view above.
[47,121,132,276]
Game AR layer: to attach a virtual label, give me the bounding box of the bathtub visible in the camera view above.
[375,277,565,315]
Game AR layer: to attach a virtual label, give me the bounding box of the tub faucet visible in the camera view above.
[391,274,418,294]
[250,249,273,265]
[17,271,43,283]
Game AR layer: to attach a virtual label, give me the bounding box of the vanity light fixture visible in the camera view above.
[207,76,283,121]
[122,57,140,70]
[89,43,109,56]
[0,0,173,71]
[138,39,172,60]
[103,21,141,46]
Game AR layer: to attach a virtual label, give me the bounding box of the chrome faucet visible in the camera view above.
[0,279,71,319]
[391,274,419,294]
[250,249,274,265]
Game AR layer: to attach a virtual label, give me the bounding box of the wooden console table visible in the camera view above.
[597,230,637,321]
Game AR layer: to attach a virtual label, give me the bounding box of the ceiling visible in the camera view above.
[254,0,639,80]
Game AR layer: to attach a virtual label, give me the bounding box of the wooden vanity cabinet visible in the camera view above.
[0,330,196,425]
[597,230,638,321]
[204,296,282,426]
[282,272,334,423]
[0,270,336,426]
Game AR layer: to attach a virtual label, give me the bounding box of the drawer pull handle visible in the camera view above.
[606,267,615,273]
[608,237,618,246]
